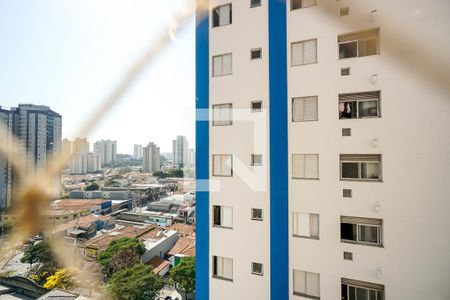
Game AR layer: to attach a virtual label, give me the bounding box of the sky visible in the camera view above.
[0,0,195,154]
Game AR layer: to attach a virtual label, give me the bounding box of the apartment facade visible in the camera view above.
[195,1,450,300]
[0,104,62,210]
[143,142,161,173]
[173,135,189,167]
[93,139,117,165]
[134,144,143,160]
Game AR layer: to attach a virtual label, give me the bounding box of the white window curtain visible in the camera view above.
[223,257,233,279]
[222,54,232,75]
[293,96,318,121]
[219,5,231,26]
[291,42,303,66]
[310,214,319,237]
[221,155,232,176]
[222,206,233,228]
[291,39,317,66]
[293,270,306,294]
[213,56,222,77]
[292,154,305,178]
[293,154,319,179]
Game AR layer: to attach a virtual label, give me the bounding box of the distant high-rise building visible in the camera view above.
[188,148,195,167]
[93,140,117,165]
[62,138,72,158]
[142,142,160,173]
[133,144,143,159]
[0,104,61,210]
[87,152,102,173]
[69,138,89,175]
[172,135,189,167]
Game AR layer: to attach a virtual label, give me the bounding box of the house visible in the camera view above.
[147,256,171,277]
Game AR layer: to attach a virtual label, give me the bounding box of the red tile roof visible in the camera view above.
[147,256,170,275]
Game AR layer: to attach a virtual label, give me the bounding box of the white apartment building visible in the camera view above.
[134,144,143,160]
[69,138,89,175]
[195,1,450,300]
[143,142,161,173]
[172,135,189,167]
[0,104,62,209]
[93,139,117,165]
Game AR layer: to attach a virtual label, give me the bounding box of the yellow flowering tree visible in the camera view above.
[43,267,78,290]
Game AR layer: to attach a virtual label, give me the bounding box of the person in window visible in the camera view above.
[339,102,353,119]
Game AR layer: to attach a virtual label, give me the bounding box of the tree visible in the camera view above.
[43,267,78,290]
[21,241,57,269]
[170,257,195,299]
[98,238,145,269]
[106,247,141,277]
[106,264,163,300]
[85,182,99,191]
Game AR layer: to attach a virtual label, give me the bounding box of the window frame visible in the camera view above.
[251,154,263,166]
[213,205,233,229]
[338,30,380,60]
[341,279,385,300]
[212,154,233,177]
[250,0,262,8]
[293,270,320,299]
[292,212,320,239]
[339,98,381,119]
[291,0,317,11]
[251,208,263,221]
[251,101,263,112]
[250,48,262,60]
[340,159,381,181]
[292,96,319,122]
[251,262,264,276]
[292,154,319,180]
[212,4,232,28]
[291,39,318,66]
[212,53,233,77]
[212,255,233,281]
[212,103,233,126]
[341,221,383,247]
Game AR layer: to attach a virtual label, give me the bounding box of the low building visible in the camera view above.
[2,209,90,227]
[119,211,176,227]
[141,230,179,263]
[50,199,112,215]
[49,214,115,239]
[147,256,171,277]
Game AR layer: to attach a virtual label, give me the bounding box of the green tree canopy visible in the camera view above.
[20,241,57,267]
[106,264,163,300]
[170,257,195,299]
[98,238,145,268]
[85,182,99,191]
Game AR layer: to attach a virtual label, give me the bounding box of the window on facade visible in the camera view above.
[251,262,263,275]
[212,103,232,126]
[291,39,317,66]
[291,0,317,10]
[339,91,380,119]
[293,270,320,298]
[341,278,385,300]
[340,216,383,246]
[292,96,318,121]
[338,28,379,59]
[213,205,233,228]
[251,208,263,221]
[251,48,262,59]
[213,256,233,281]
[341,67,350,76]
[343,189,352,198]
[293,212,319,239]
[342,128,351,136]
[212,4,232,27]
[212,53,232,77]
[251,101,262,112]
[340,154,381,181]
[251,154,263,166]
[212,154,233,177]
[292,154,319,179]
[251,0,261,7]
[340,7,350,16]
[343,252,353,261]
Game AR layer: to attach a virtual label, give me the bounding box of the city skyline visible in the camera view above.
[0,0,195,154]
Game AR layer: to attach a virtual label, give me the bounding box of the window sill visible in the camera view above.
[212,275,233,282]
[212,174,233,178]
[212,225,233,230]
[212,123,233,127]
[251,218,263,221]
[293,235,319,240]
[292,177,320,180]
[341,240,383,248]
[293,292,320,299]
[292,119,319,122]
[338,53,381,60]
[251,272,263,276]
[291,61,318,67]
[340,178,382,182]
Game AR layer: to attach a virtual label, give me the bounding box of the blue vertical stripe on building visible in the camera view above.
[269,0,289,299]
[195,1,210,300]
